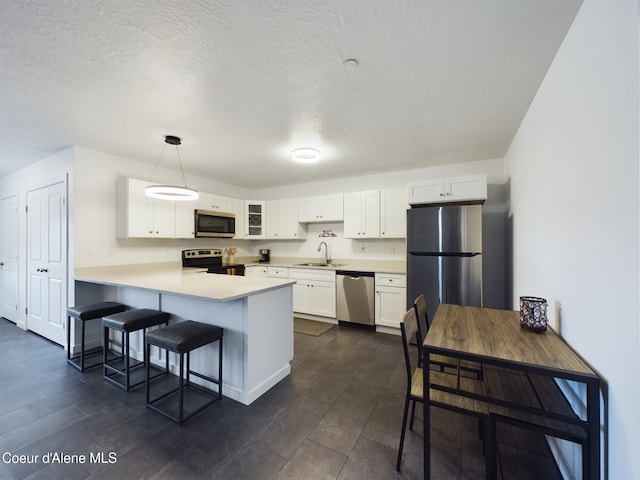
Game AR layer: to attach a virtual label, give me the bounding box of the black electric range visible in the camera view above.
[182,249,245,276]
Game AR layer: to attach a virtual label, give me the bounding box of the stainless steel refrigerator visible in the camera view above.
[407,204,483,322]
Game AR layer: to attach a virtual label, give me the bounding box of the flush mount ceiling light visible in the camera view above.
[145,135,199,201]
[291,148,320,164]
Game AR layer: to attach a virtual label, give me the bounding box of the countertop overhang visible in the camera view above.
[74,262,295,302]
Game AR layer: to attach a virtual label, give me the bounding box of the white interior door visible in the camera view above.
[26,181,67,345]
[1,195,19,322]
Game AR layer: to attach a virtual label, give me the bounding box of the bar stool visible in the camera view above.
[66,301,126,371]
[102,308,171,391]
[145,320,223,425]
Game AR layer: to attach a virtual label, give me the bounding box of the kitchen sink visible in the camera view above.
[294,262,344,267]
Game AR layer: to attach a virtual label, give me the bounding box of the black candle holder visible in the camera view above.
[519,296,548,332]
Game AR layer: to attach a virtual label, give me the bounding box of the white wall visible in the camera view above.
[73,146,253,267]
[504,0,639,478]
[252,157,505,199]
[0,148,74,328]
[73,147,506,267]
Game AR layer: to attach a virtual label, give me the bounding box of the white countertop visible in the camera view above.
[243,257,406,274]
[74,262,295,302]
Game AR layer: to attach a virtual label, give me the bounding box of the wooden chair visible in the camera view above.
[396,308,424,472]
[398,305,490,475]
[413,294,483,379]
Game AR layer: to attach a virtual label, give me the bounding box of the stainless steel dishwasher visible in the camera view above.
[336,270,375,326]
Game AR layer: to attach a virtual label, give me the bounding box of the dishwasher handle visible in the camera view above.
[336,270,375,279]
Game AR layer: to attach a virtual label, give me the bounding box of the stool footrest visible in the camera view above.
[67,347,103,371]
[147,380,221,425]
[105,362,166,390]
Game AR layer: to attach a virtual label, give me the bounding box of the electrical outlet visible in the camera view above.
[89,249,108,259]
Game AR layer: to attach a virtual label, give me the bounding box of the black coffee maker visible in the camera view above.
[258,249,270,263]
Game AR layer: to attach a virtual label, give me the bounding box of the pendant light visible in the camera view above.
[145,135,199,201]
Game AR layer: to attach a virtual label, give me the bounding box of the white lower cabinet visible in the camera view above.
[244,265,268,278]
[267,266,289,278]
[374,273,406,329]
[289,268,336,318]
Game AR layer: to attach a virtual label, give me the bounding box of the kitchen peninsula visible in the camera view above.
[73,262,295,405]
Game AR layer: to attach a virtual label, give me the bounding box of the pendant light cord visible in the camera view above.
[147,143,189,188]
[174,144,189,188]
[147,144,166,184]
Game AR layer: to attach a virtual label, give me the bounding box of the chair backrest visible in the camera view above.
[400,308,420,392]
[413,293,429,343]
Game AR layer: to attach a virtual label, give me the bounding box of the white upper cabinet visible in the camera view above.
[344,190,380,239]
[245,201,266,239]
[116,177,176,238]
[380,187,407,238]
[266,199,306,240]
[196,192,234,213]
[174,200,196,238]
[408,174,487,205]
[297,194,344,223]
[232,198,246,239]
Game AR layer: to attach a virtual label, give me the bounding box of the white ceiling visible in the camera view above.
[1,0,582,189]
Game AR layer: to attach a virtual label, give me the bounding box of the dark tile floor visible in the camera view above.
[0,318,554,480]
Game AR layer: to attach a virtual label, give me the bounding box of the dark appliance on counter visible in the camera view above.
[258,249,270,263]
[194,209,235,238]
[182,249,245,276]
[407,204,482,322]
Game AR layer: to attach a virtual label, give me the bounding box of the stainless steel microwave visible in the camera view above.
[194,209,236,238]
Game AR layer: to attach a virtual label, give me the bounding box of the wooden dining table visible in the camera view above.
[422,304,604,479]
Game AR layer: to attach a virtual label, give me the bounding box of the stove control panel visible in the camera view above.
[182,249,222,259]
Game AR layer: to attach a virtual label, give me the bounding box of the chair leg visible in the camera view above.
[80,319,86,371]
[409,399,417,431]
[103,326,109,377]
[66,316,72,362]
[178,353,185,425]
[396,396,411,472]
[124,331,130,391]
[145,342,151,404]
[218,337,223,399]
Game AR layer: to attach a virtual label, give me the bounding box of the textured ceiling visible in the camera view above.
[0,0,582,189]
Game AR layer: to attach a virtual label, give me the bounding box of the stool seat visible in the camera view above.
[67,301,126,372]
[146,321,223,353]
[103,308,171,332]
[103,308,170,391]
[67,302,126,320]
[145,320,223,425]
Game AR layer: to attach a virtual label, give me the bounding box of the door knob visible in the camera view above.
[41,267,48,273]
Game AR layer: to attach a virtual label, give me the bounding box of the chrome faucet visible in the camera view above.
[317,241,330,265]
